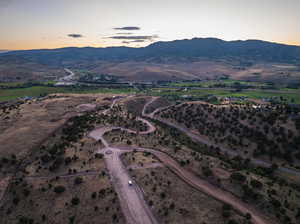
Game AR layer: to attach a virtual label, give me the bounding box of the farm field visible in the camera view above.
[0,86,136,101]
[150,87,300,103]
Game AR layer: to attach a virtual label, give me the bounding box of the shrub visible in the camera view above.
[40,154,51,163]
[230,172,246,182]
[245,213,252,220]
[71,197,80,205]
[64,157,72,165]
[13,197,20,205]
[95,153,104,159]
[23,189,31,197]
[53,185,66,194]
[202,166,213,177]
[91,192,97,199]
[74,177,83,185]
[222,210,231,218]
[49,157,64,171]
[222,204,232,211]
[270,197,281,209]
[160,192,166,199]
[227,219,238,224]
[250,179,263,189]
[18,216,34,224]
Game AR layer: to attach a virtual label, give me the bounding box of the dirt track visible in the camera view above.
[87,96,275,224]
[0,95,275,224]
[144,97,300,176]
[89,126,158,224]
[134,147,274,224]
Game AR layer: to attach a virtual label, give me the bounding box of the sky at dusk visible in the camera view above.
[1,0,300,50]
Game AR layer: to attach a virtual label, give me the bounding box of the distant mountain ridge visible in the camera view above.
[1,38,300,66]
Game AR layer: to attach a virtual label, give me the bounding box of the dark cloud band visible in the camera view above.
[68,34,83,38]
[122,40,146,44]
[110,35,158,40]
[113,26,140,31]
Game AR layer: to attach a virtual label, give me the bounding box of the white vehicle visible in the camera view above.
[128,180,133,186]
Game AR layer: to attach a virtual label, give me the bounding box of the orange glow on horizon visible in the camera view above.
[3,39,299,51]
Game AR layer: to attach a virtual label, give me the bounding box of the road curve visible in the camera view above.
[88,95,275,224]
[143,97,300,176]
[89,129,158,224]
[134,147,274,224]
[89,97,158,224]
[102,146,157,224]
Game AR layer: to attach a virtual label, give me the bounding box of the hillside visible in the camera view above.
[2,38,300,66]
[1,94,300,224]
[1,38,300,83]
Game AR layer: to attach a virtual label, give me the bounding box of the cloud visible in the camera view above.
[68,34,83,38]
[116,32,133,35]
[131,40,146,43]
[109,35,158,40]
[122,40,146,44]
[113,26,141,31]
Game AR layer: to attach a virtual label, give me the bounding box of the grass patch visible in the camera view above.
[0,86,136,101]
[169,79,267,88]
[150,88,300,103]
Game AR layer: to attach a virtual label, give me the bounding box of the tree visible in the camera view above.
[71,197,80,205]
[91,192,97,199]
[53,185,66,194]
[230,172,246,182]
[23,189,31,197]
[74,177,83,185]
[245,213,252,220]
[160,192,166,199]
[222,210,231,218]
[202,166,213,177]
[222,203,232,218]
[227,219,238,224]
[95,153,104,159]
[222,204,232,211]
[18,216,34,224]
[250,179,263,189]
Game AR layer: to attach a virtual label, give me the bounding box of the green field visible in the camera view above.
[0,86,136,101]
[1,84,300,104]
[150,88,300,103]
[169,79,267,88]
[0,82,26,87]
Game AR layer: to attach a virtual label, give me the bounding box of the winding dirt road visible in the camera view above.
[134,147,274,224]
[87,96,274,224]
[144,97,300,176]
[89,110,158,224]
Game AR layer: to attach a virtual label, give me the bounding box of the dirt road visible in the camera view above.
[134,147,274,224]
[144,97,300,176]
[90,127,272,223]
[55,68,76,85]
[89,127,158,224]
[87,95,276,224]
[104,146,157,224]
[89,98,158,224]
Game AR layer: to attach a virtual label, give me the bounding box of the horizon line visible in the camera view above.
[2,37,300,51]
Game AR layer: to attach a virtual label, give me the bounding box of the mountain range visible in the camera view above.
[1,38,300,83]
[1,38,300,67]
